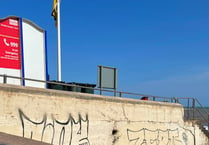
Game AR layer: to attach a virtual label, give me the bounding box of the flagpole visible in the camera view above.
[57,0,62,81]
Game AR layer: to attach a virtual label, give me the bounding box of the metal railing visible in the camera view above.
[0,74,181,101]
[181,97,209,129]
[0,74,209,131]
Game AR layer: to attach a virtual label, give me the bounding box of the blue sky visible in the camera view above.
[1,0,209,106]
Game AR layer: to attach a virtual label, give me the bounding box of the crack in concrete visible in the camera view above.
[122,104,129,122]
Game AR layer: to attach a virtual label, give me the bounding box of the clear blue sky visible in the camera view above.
[1,0,209,106]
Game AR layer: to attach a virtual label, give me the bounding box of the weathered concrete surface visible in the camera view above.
[184,121,209,145]
[0,84,208,145]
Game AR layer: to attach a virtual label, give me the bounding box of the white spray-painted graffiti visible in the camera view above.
[18,109,90,145]
[127,128,182,145]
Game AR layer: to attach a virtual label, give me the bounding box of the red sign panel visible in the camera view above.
[0,18,21,69]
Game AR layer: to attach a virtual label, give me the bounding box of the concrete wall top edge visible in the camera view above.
[0,84,183,108]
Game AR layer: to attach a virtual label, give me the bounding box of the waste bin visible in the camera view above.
[48,81,96,94]
[47,81,68,91]
[67,82,96,94]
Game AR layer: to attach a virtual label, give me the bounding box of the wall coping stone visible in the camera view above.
[0,84,183,108]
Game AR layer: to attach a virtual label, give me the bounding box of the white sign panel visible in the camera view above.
[22,19,47,88]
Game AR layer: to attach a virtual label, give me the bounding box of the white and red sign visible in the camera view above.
[0,16,47,88]
[0,18,21,69]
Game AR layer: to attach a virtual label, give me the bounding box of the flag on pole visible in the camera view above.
[51,0,58,21]
[51,0,62,81]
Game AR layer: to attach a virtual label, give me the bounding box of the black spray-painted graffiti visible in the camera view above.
[18,109,90,145]
[127,128,182,145]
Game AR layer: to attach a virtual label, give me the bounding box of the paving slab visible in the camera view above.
[0,132,51,145]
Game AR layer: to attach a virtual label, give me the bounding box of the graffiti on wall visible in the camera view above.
[18,109,90,145]
[127,128,182,145]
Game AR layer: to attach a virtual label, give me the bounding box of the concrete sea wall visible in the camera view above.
[0,84,208,145]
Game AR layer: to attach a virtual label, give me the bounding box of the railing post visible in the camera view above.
[3,74,7,84]
[175,98,179,103]
[119,92,122,97]
[21,76,23,86]
[192,98,195,122]
[187,98,190,120]
[114,90,116,96]
[208,115,209,131]
[100,88,102,95]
